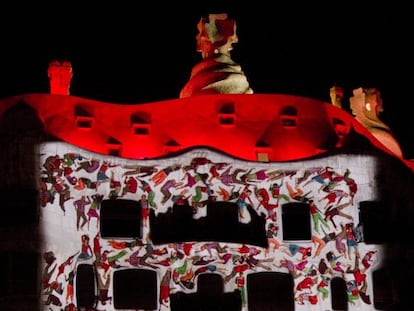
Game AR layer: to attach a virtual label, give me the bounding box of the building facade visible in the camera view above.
[1,91,414,311]
[1,12,414,311]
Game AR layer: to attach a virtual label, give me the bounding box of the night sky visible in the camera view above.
[1,3,412,158]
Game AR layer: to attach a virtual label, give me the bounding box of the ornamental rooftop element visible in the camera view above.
[179,13,253,98]
[349,87,402,157]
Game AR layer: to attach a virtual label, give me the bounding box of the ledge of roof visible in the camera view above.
[1,93,413,173]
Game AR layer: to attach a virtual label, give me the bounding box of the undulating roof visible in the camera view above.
[1,92,413,173]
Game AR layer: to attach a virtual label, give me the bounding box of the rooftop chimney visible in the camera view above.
[48,60,73,95]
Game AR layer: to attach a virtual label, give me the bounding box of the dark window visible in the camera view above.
[76,118,92,129]
[100,199,142,238]
[149,201,267,247]
[113,268,158,310]
[170,273,242,311]
[74,105,93,129]
[247,271,294,311]
[134,126,149,135]
[0,252,39,297]
[108,148,120,157]
[0,188,38,227]
[76,264,96,308]
[331,277,348,310]
[359,201,391,244]
[131,112,151,135]
[172,203,195,242]
[373,268,394,310]
[280,106,298,128]
[197,273,224,296]
[196,273,225,310]
[219,116,236,126]
[106,138,121,156]
[218,102,236,127]
[282,202,311,241]
[203,201,240,242]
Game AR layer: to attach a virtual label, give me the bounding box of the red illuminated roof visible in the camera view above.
[1,93,413,172]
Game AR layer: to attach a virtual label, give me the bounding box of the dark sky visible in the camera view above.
[1,3,413,158]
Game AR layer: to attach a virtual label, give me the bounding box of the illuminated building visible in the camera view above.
[0,13,413,311]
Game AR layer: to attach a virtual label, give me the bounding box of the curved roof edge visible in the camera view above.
[1,93,413,173]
